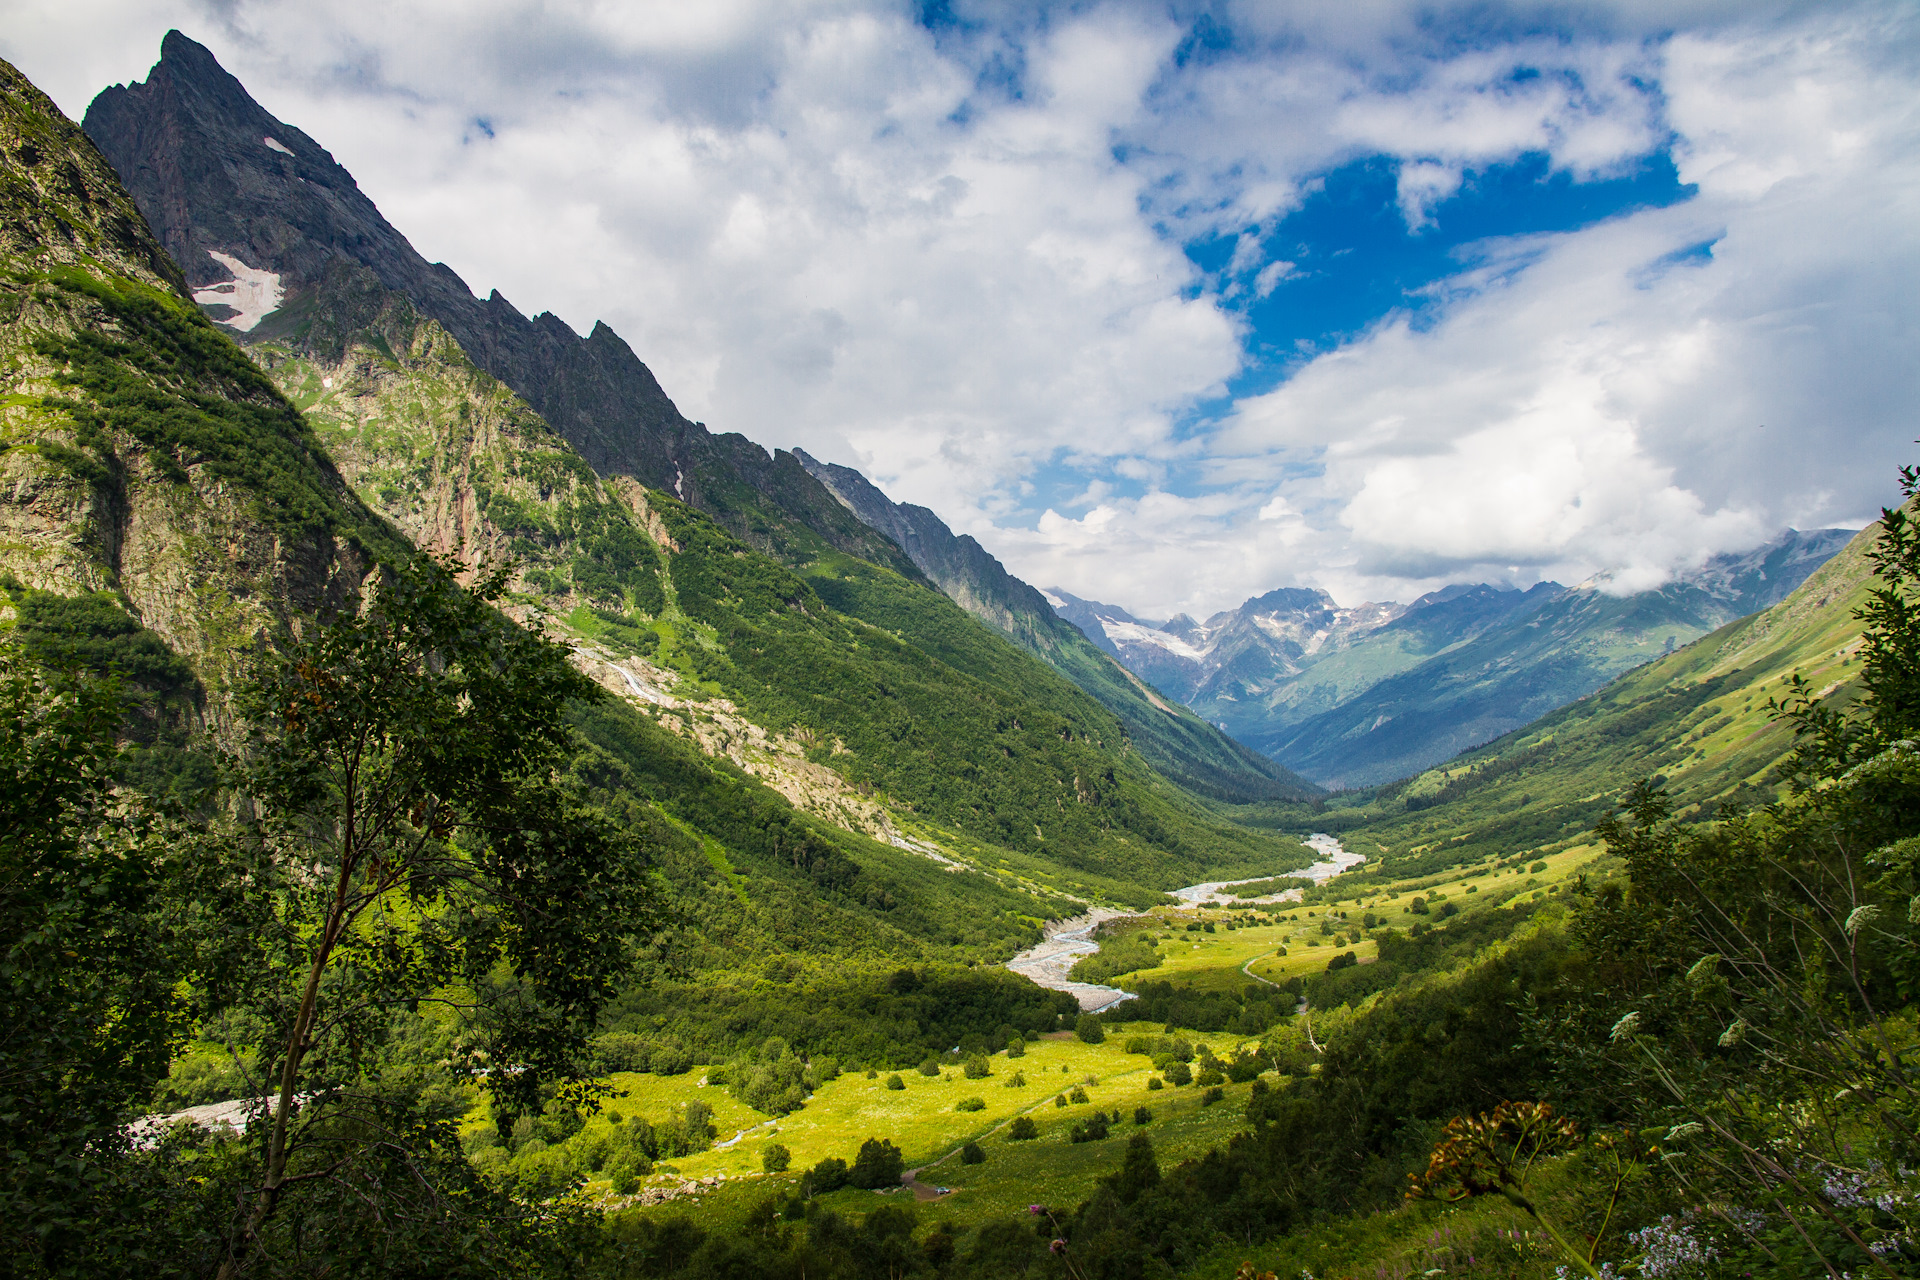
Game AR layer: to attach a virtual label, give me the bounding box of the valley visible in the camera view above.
[2,25,1915,1280]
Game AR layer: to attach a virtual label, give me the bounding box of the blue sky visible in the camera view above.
[7,0,1918,616]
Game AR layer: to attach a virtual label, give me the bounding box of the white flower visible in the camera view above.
[1665,1122,1703,1142]
[1610,1011,1641,1043]
[1844,905,1881,937]
[1719,1018,1748,1048]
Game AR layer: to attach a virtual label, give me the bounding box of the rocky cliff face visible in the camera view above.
[0,57,400,725]
[82,30,922,581]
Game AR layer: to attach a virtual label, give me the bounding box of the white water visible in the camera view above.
[1006,833,1363,1012]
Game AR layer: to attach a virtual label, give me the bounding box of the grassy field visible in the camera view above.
[560,1029,1269,1237]
[1085,843,1601,993]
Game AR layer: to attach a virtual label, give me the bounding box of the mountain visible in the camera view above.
[1260,514,1889,887]
[1053,529,1852,788]
[47,38,1321,920]
[792,450,1316,802]
[80,30,919,581]
[0,55,405,741]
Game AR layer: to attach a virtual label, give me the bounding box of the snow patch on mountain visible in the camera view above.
[191,250,283,332]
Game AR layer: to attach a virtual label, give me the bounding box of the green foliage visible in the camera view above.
[1006,1116,1038,1141]
[761,1143,790,1174]
[0,646,235,1276]
[960,1140,986,1164]
[28,270,399,554]
[1074,1014,1105,1044]
[1068,927,1162,984]
[955,1097,986,1112]
[218,556,660,1269]
[885,1074,906,1091]
[724,1037,810,1116]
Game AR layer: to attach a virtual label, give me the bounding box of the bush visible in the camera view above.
[849,1138,905,1190]
[1195,1067,1224,1087]
[918,1059,941,1077]
[1326,951,1358,973]
[607,1158,641,1195]
[960,1141,985,1165]
[963,1054,992,1079]
[1006,1116,1037,1141]
[809,1156,849,1193]
[1069,1113,1110,1143]
[1408,897,1429,915]
[1529,861,1547,874]
[1200,1086,1225,1106]
[1164,1061,1192,1087]
[762,1143,791,1173]
[1147,1077,1164,1091]
[885,1074,906,1091]
[726,1036,809,1115]
[1074,1014,1105,1044]
[1005,1071,1027,1088]
[1133,1106,1152,1124]
[956,1097,985,1112]
[1068,1086,1089,1104]
[1005,1037,1026,1058]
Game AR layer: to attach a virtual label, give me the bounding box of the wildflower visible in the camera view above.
[1664,1122,1703,1142]
[1610,1011,1641,1042]
[1718,1018,1747,1048]
[1050,1238,1067,1255]
[1844,904,1880,936]
[1027,1204,1045,1215]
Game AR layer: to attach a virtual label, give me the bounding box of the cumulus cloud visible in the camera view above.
[4,0,1915,620]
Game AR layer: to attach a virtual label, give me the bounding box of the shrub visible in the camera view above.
[810,1156,849,1193]
[849,1138,905,1190]
[1147,1077,1164,1091]
[1074,1014,1105,1044]
[1326,951,1358,972]
[1069,1113,1110,1143]
[918,1059,941,1077]
[956,1097,985,1112]
[1053,1094,1068,1108]
[1408,897,1430,915]
[960,1141,985,1165]
[1164,1061,1192,1087]
[1123,1036,1156,1055]
[1133,1106,1152,1124]
[726,1036,809,1115]
[1196,1067,1224,1087]
[963,1054,991,1079]
[1007,1117,1037,1141]
[885,1074,906,1091]
[1529,861,1547,874]
[1169,1038,1193,1062]
[607,1158,640,1195]
[1005,1037,1026,1058]
[1201,1086,1225,1106]
[1068,1086,1089,1104]
[1005,1071,1027,1088]
[762,1144,791,1173]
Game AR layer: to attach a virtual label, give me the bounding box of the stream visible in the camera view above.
[1004,833,1364,1013]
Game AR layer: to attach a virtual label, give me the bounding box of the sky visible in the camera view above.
[7,0,1919,621]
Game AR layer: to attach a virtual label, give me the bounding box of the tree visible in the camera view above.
[1074,1013,1104,1043]
[761,1144,791,1174]
[217,558,659,1276]
[848,1137,905,1189]
[0,646,231,1275]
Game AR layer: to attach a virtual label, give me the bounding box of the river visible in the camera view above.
[1004,832,1364,1013]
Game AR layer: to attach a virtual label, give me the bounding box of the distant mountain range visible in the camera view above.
[1048,529,1853,787]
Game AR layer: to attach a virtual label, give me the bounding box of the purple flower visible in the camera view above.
[1028,1204,1045,1216]
[1050,1238,1068,1255]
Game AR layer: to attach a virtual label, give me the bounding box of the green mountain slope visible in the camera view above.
[0,58,405,724]
[794,449,1316,803]
[1246,518,1885,884]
